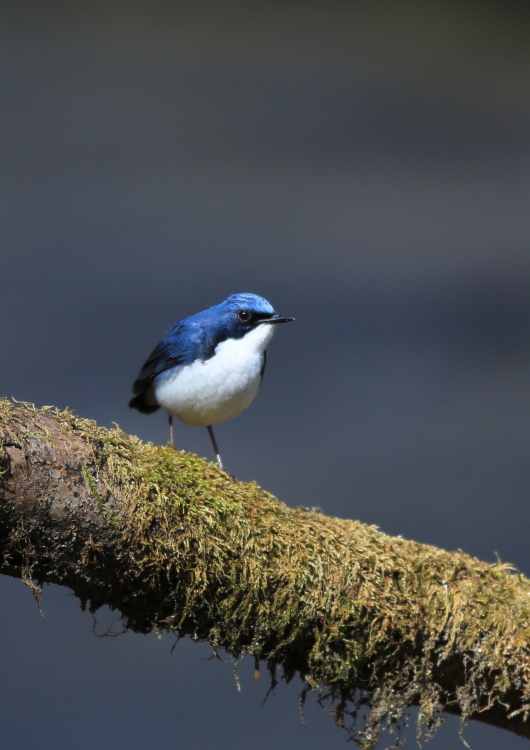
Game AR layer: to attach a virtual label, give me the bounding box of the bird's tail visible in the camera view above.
[129,392,160,414]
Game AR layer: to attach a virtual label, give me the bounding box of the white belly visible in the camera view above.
[154,324,274,427]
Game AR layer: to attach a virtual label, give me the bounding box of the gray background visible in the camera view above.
[1,1,530,747]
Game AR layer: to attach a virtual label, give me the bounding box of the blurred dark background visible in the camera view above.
[1,1,530,747]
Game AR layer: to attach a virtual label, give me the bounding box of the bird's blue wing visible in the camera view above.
[130,328,188,413]
[130,314,227,413]
[131,341,183,394]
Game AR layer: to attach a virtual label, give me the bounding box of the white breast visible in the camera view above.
[154,323,275,427]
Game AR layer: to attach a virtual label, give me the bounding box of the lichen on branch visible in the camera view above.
[1,396,530,747]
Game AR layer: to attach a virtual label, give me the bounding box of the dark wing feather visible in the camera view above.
[129,339,184,413]
[131,341,183,393]
[259,350,267,385]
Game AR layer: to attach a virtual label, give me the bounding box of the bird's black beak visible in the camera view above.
[262,314,295,325]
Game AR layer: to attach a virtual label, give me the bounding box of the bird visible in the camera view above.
[129,293,294,470]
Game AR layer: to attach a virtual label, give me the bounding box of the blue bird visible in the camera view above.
[129,293,294,470]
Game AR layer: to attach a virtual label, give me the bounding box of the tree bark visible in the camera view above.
[1,396,529,747]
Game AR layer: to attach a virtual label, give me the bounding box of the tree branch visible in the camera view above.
[1,396,529,747]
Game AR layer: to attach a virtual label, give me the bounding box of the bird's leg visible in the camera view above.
[207,425,223,470]
[168,415,174,447]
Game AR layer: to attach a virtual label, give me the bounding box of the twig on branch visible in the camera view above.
[1,396,529,748]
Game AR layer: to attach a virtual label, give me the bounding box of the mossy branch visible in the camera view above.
[1,396,529,747]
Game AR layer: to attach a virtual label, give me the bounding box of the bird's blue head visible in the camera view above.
[217,293,293,334]
[187,292,292,341]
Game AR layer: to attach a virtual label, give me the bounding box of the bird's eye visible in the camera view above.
[238,310,252,322]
